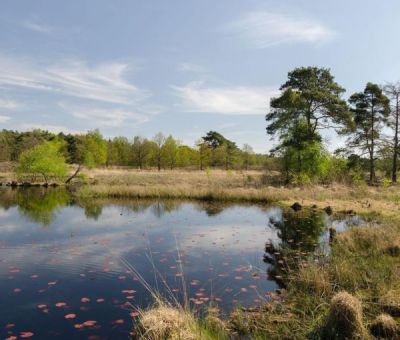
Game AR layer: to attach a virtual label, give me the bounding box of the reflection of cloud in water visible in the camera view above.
[0,203,274,278]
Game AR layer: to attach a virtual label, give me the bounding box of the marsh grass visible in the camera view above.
[228,217,400,339]
[118,234,230,340]
[72,169,400,217]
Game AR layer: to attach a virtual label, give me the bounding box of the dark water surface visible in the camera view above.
[0,188,361,339]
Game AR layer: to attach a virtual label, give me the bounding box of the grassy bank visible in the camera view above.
[74,169,400,217]
[226,215,400,339]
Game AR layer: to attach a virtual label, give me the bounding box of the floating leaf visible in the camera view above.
[20,332,34,338]
[82,320,97,327]
[55,302,67,308]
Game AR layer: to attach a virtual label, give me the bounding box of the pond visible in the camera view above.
[0,187,361,339]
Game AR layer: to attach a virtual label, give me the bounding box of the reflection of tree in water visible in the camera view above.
[194,201,228,216]
[264,208,324,287]
[16,187,71,225]
[83,203,103,220]
[151,200,181,218]
[0,188,18,210]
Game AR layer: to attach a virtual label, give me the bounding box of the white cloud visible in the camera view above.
[59,103,150,128]
[0,115,11,123]
[0,98,21,110]
[20,21,53,34]
[19,123,83,135]
[0,55,149,105]
[172,81,278,115]
[225,11,335,48]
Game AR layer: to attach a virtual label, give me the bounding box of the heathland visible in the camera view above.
[1,167,399,339]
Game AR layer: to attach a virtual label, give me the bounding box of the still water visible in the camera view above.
[0,187,360,339]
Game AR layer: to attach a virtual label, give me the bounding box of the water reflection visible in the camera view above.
[2,187,71,225]
[0,187,271,225]
[264,208,325,287]
[0,188,362,340]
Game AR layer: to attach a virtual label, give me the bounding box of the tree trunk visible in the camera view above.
[370,105,376,184]
[65,164,81,184]
[392,95,399,183]
[369,151,375,183]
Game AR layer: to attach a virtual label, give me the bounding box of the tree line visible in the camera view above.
[266,66,400,184]
[0,129,273,182]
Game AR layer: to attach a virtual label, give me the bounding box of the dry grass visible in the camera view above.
[370,314,399,339]
[135,305,197,340]
[69,168,400,216]
[322,291,369,339]
[380,290,400,317]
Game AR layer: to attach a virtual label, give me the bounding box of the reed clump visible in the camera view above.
[380,290,400,316]
[134,305,197,340]
[321,291,369,339]
[369,314,399,339]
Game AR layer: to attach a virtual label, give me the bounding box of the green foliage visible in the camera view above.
[0,129,57,161]
[202,131,240,169]
[267,66,350,142]
[347,82,390,183]
[16,187,71,225]
[106,136,131,166]
[16,140,68,183]
[382,177,391,188]
[274,120,331,183]
[162,135,179,169]
[267,67,350,184]
[131,136,152,169]
[83,129,107,168]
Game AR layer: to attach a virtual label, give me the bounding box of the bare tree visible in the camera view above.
[242,144,254,170]
[384,82,400,183]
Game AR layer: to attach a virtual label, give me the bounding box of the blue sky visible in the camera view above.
[1,0,400,153]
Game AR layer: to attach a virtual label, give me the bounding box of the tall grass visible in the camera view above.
[118,234,229,340]
[74,169,400,216]
[228,217,400,339]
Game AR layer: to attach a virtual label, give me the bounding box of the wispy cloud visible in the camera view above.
[19,123,83,135]
[0,115,11,123]
[225,11,335,48]
[172,81,278,115]
[0,98,21,110]
[59,103,150,128]
[0,55,149,105]
[20,21,53,34]
[178,63,208,74]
